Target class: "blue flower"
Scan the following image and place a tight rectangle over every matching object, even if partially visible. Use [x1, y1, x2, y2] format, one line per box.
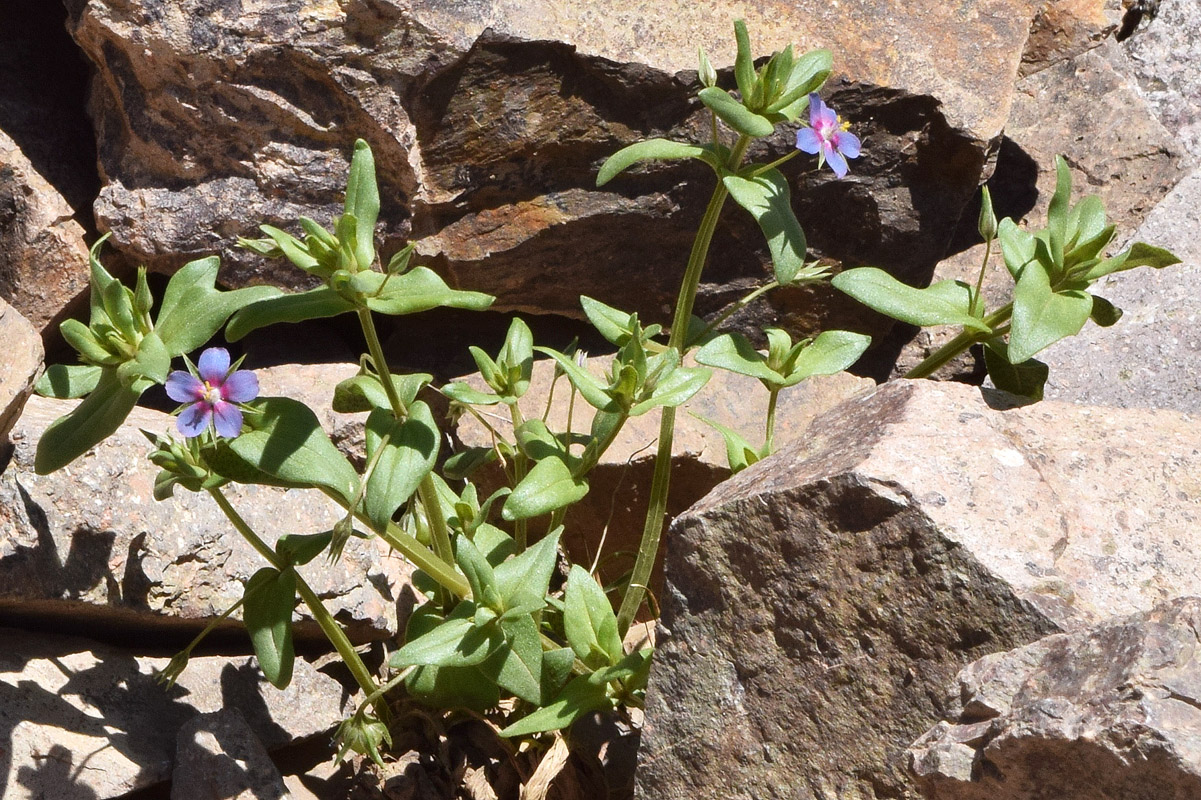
[795, 94, 861, 178]
[165, 348, 259, 438]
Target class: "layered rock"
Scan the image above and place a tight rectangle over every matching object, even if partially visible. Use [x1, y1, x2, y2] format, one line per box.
[0, 395, 410, 641]
[68, 0, 1040, 342]
[635, 379, 1201, 799]
[0, 626, 347, 799]
[910, 597, 1201, 800]
[0, 299, 42, 443]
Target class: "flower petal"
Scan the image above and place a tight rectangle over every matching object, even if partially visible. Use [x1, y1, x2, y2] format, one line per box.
[835, 130, 861, 159]
[177, 403, 212, 438]
[165, 371, 205, 403]
[197, 347, 231, 385]
[221, 370, 259, 404]
[795, 127, 822, 154]
[826, 148, 849, 178]
[807, 93, 825, 127]
[211, 401, 244, 438]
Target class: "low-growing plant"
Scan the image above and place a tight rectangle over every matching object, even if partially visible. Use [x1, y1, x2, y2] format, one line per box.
[33, 19, 1178, 781]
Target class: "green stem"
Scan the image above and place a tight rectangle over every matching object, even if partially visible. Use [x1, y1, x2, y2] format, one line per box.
[746, 149, 799, 178]
[764, 386, 780, 454]
[970, 238, 993, 317]
[207, 488, 388, 718]
[904, 303, 1014, 379]
[508, 402, 529, 552]
[615, 135, 751, 636]
[695, 280, 781, 345]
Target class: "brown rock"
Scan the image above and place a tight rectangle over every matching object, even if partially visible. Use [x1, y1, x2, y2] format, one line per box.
[910, 596, 1201, 800]
[0, 128, 90, 334]
[1020, 0, 1121, 76]
[636, 379, 1201, 799]
[0, 298, 42, 442]
[0, 395, 411, 642]
[0, 626, 346, 800]
[172, 709, 289, 800]
[453, 355, 873, 588]
[69, 0, 1039, 343]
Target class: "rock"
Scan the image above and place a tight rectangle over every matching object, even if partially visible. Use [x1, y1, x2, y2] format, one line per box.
[635, 379, 1201, 800]
[1043, 166, 1201, 412]
[0, 395, 411, 642]
[1111, 0, 1201, 160]
[68, 0, 1039, 341]
[910, 596, 1201, 800]
[453, 355, 873, 588]
[897, 40, 1185, 379]
[172, 709, 289, 800]
[0, 626, 346, 800]
[0, 299, 42, 443]
[1020, 0, 1121, 76]
[0, 127, 91, 334]
[254, 361, 369, 466]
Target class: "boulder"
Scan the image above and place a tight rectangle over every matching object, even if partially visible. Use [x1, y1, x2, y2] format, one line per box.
[910, 596, 1201, 800]
[0, 299, 42, 443]
[0, 128, 90, 335]
[635, 379, 1201, 800]
[1043, 166, 1201, 412]
[68, 0, 1040, 340]
[0, 395, 411, 641]
[453, 355, 873, 588]
[172, 709, 290, 800]
[0, 626, 346, 800]
[1020, 0, 1121, 76]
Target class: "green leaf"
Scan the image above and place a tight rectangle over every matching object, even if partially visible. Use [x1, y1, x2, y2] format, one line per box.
[440, 382, 502, 406]
[1083, 241, 1182, 281]
[256, 225, 324, 275]
[60, 319, 119, 365]
[443, 446, 499, 480]
[227, 397, 360, 503]
[498, 672, 612, 738]
[1046, 156, 1072, 269]
[86, 233, 117, 320]
[117, 330, 171, 385]
[332, 372, 432, 413]
[225, 287, 355, 342]
[831, 268, 992, 332]
[363, 402, 439, 530]
[365, 267, 494, 316]
[243, 567, 297, 689]
[502, 457, 589, 520]
[629, 365, 711, 416]
[494, 528, 562, 609]
[691, 412, 762, 473]
[480, 613, 543, 704]
[782, 329, 871, 387]
[770, 48, 832, 116]
[564, 565, 623, 670]
[36, 364, 103, 399]
[695, 332, 781, 383]
[497, 317, 534, 399]
[154, 257, 283, 355]
[1009, 261, 1093, 363]
[596, 139, 714, 187]
[390, 602, 503, 668]
[698, 87, 774, 138]
[345, 140, 380, 272]
[542, 647, 577, 700]
[455, 536, 503, 612]
[400, 604, 502, 710]
[35, 368, 151, 474]
[276, 531, 335, 566]
[724, 169, 807, 284]
[1089, 294, 1123, 328]
[1067, 194, 1106, 246]
[998, 218, 1038, 279]
[983, 340, 1048, 402]
[733, 19, 756, 103]
[535, 347, 619, 412]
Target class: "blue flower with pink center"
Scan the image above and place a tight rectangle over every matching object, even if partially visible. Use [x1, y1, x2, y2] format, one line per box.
[165, 347, 259, 438]
[795, 93, 861, 178]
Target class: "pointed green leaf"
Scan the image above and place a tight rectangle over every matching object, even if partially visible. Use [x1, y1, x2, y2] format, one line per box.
[390, 602, 503, 668]
[276, 531, 336, 566]
[365, 267, 494, 316]
[691, 412, 761, 473]
[243, 567, 296, 689]
[1083, 241, 1182, 281]
[498, 672, 612, 737]
[695, 332, 781, 383]
[456, 536, 503, 612]
[225, 286, 355, 342]
[832, 268, 992, 332]
[698, 87, 774, 138]
[983, 340, 1048, 401]
[363, 402, 439, 530]
[155, 257, 283, 355]
[502, 457, 589, 521]
[36, 364, 103, 399]
[564, 565, 623, 670]
[782, 329, 871, 386]
[345, 140, 380, 271]
[494, 528, 562, 607]
[1009, 261, 1093, 363]
[440, 382, 502, 406]
[1046, 156, 1072, 268]
[1088, 294, 1123, 328]
[35, 368, 151, 474]
[998, 218, 1038, 279]
[480, 613, 543, 704]
[596, 139, 715, 187]
[332, 372, 431, 413]
[535, 347, 619, 412]
[629, 365, 711, 416]
[257, 225, 324, 275]
[724, 168, 807, 284]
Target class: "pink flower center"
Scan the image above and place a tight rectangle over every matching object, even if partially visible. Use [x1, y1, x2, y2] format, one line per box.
[201, 381, 223, 405]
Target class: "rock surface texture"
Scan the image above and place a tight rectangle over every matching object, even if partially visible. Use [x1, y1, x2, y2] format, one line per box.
[67, 0, 1038, 341]
[0, 627, 346, 800]
[171, 709, 290, 800]
[636, 379, 1201, 800]
[0, 395, 411, 641]
[0, 299, 42, 443]
[910, 596, 1201, 800]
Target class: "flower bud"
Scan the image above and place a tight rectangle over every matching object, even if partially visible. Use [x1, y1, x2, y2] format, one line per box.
[697, 46, 717, 89]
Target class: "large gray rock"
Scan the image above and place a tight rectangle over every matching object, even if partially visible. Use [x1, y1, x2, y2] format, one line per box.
[1044, 166, 1201, 411]
[0, 298, 42, 443]
[910, 596, 1201, 800]
[172, 709, 289, 800]
[636, 379, 1201, 800]
[0, 395, 410, 641]
[0, 626, 346, 800]
[0, 127, 90, 334]
[67, 0, 1040, 339]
